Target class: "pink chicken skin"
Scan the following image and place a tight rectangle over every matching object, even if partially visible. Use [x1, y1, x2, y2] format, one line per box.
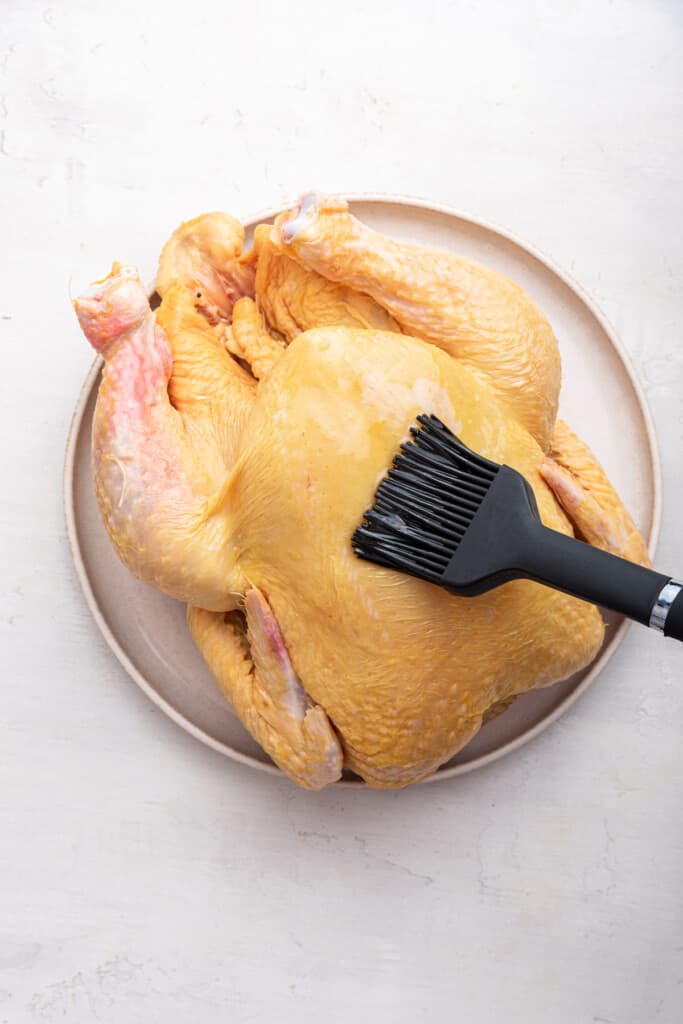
[74, 263, 249, 611]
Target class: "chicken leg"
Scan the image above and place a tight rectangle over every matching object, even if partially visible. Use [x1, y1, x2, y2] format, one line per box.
[540, 420, 651, 567]
[273, 193, 561, 450]
[253, 223, 400, 341]
[74, 265, 252, 610]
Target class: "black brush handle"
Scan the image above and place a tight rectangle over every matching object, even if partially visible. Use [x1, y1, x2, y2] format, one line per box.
[522, 524, 683, 639]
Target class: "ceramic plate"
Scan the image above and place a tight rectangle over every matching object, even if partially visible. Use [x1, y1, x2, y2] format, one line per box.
[64, 195, 661, 784]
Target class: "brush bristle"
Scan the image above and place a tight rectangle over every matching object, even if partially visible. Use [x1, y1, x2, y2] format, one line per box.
[352, 415, 499, 582]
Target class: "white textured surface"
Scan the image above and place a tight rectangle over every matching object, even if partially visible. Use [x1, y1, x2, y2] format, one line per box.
[1, 1, 682, 1021]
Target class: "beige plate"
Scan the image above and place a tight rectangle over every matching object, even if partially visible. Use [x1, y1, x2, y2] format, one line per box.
[64, 195, 661, 785]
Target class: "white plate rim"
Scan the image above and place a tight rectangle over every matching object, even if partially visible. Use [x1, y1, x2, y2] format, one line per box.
[63, 192, 662, 785]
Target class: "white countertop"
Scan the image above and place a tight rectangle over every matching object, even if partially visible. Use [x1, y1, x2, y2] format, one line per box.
[1, 2, 682, 1021]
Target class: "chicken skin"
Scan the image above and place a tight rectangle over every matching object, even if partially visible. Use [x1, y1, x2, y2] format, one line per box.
[74, 197, 649, 788]
[272, 193, 561, 451]
[198, 326, 604, 786]
[540, 420, 650, 566]
[252, 223, 400, 340]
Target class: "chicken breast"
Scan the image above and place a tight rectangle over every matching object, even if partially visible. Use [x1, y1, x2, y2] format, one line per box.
[222, 326, 603, 786]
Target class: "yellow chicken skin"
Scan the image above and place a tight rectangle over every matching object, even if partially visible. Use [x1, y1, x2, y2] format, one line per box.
[540, 420, 651, 567]
[252, 223, 401, 340]
[272, 194, 561, 451]
[156, 211, 256, 322]
[73, 202, 651, 789]
[226, 296, 286, 379]
[188, 593, 343, 790]
[222, 327, 604, 787]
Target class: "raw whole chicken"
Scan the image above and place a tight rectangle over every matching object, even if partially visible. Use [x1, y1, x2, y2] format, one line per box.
[74, 193, 650, 789]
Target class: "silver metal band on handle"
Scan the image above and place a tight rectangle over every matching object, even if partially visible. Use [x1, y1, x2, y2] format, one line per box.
[649, 579, 683, 632]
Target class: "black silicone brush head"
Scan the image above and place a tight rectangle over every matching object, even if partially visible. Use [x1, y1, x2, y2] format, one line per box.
[353, 415, 681, 629]
[352, 415, 502, 586]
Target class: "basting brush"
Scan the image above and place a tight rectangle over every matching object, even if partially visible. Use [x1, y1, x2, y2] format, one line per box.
[352, 415, 683, 642]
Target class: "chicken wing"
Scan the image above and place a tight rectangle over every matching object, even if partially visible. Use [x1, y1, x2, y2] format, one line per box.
[188, 591, 343, 790]
[156, 211, 256, 322]
[540, 419, 651, 567]
[226, 296, 286, 379]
